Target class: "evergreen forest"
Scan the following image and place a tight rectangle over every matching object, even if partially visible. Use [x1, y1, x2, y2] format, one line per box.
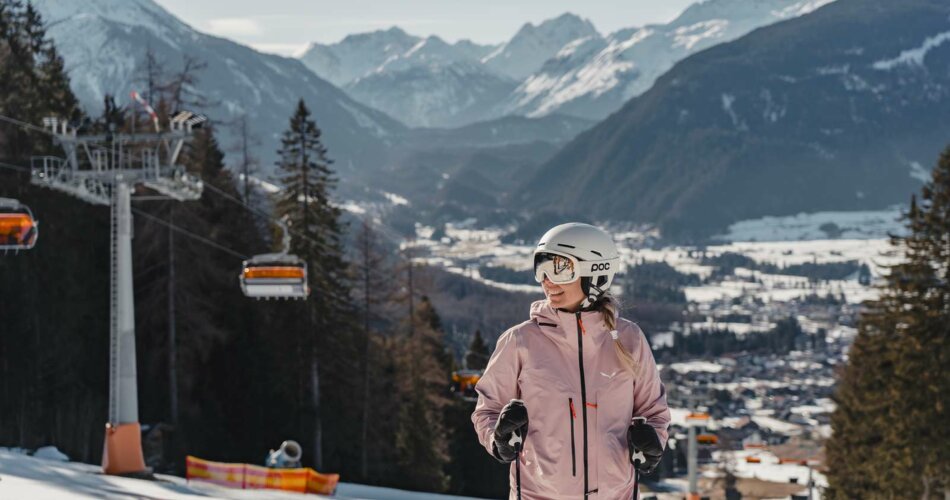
[0, 3, 508, 496]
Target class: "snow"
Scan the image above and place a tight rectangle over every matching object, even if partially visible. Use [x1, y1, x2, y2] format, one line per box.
[674, 19, 730, 50]
[381, 191, 409, 206]
[711, 449, 826, 491]
[688, 320, 776, 335]
[245, 175, 280, 194]
[336, 201, 367, 215]
[720, 93, 748, 130]
[668, 407, 695, 427]
[751, 416, 803, 436]
[770, 0, 836, 18]
[713, 206, 907, 241]
[872, 30, 950, 70]
[668, 360, 725, 374]
[0, 449, 481, 499]
[33, 446, 69, 462]
[506, 0, 837, 120]
[908, 161, 931, 183]
[408, 216, 898, 306]
[482, 14, 600, 81]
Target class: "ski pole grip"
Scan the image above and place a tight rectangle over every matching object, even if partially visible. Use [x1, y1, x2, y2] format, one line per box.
[630, 416, 647, 466]
[508, 399, 526, 450]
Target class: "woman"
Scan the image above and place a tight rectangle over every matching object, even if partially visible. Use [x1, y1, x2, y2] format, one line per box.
[472, 222, 670, 499]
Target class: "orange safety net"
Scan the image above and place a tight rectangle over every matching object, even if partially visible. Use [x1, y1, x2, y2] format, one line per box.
[0, 214, 35, 246]
[243, 266, 306, 279]
[186, 455, 339, 495]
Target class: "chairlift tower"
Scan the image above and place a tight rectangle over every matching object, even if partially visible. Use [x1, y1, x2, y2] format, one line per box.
[31, 106, 206, 475]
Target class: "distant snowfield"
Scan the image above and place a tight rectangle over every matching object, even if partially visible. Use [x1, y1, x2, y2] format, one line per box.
[0, 449, 481, 500]
[712, 206, 907, 242]
[408, 213, 904, 305]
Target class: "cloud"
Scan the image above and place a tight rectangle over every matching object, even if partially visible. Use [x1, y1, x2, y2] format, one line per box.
[205, 17, 263, 37]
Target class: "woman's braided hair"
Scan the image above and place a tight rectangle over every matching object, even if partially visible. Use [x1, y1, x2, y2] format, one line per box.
[592, 292, 639, 375]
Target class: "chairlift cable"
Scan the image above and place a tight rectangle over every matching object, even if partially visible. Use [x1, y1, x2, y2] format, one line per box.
[0, 160, 30, 173]
[0, 114, 328, 263]
[0, 113, 52, 135]
[200, 180, 332, 253]
[130, 207, 248, 260]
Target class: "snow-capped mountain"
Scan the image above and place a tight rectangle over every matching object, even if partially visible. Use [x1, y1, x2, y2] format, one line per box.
[298, 3, 833, 127]
[30, 0, 406, 176]
[300, 32, 504, 127]
[347, 60, 517, 128]
[504, 0, 837, 120]
[298, 27, 423, 87]
[516, 0, 950, 239]
[297, 14, 605, 128]
[480, 13, 600, 81]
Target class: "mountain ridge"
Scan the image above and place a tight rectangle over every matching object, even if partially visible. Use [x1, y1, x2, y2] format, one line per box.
[515, 0, 949, 240]
[30, 0, 407, 178]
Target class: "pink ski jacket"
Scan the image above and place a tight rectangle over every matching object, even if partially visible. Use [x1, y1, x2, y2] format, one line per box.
[472, 299, 670, 499]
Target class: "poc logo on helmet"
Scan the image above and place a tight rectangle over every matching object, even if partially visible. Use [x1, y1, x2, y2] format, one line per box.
[591, 263, 610, 272]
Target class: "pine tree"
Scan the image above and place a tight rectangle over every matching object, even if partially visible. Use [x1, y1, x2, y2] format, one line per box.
[465, 329, 489, 370]
[350, 218, 396, 480]
[0, 0, 103, 461]
[273, 99, 353, 471]
[827, 146, 950, 498]
[392, 275, 452, 491]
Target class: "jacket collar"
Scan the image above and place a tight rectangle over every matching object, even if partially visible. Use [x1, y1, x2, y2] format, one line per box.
[529, 299, 615, 343]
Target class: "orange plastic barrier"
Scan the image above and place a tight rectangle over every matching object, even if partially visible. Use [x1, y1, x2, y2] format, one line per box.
[102, 422, 146, 475]
[186, 455, 339, 495]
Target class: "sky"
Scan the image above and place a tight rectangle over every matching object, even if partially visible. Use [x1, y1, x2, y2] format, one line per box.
[152, 0, 696, 56]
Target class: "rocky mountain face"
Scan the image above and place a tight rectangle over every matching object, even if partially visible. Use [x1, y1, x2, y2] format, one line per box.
[516, 0, 950, 240]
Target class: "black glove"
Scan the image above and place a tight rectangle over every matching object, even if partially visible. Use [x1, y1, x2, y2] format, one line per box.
[492, 399, 528, 463]
[627, 418, 663, 474]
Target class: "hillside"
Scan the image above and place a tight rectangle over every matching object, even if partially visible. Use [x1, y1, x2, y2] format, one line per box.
[517, 0, 950, 240]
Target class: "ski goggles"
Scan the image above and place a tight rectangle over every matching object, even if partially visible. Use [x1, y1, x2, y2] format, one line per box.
[534, 250, 620, 284]
[534, 252, 579, 284]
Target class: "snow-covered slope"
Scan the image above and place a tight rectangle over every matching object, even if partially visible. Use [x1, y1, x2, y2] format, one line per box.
[347, 59, 517, 128]
[301, 32, 505, 127]
[31, 0, 406, 175]
[298, 3, 834, 127]
[504, 0, 837, 120]
[481, 13, 600, 81]
[298, 27, 422, 87]
[303, 33, 507, 128]
[0, 448, 481, 499]
[298, 14, 602, 128]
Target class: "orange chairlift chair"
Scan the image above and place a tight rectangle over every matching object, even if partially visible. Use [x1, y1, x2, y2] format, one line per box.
[239, 218, 309, 299]
[0, 198, 38, 252]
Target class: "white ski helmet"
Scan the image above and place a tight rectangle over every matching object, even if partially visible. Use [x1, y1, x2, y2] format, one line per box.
[534, 222, 620, 308]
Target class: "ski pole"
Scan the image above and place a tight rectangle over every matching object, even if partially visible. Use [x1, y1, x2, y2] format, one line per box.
[630, 417, 647, 500]
[509, 429, 523, 500]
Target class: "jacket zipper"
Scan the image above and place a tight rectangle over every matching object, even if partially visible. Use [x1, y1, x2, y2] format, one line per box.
[568, 398, 577, 476]
[575, 311, 590, 497]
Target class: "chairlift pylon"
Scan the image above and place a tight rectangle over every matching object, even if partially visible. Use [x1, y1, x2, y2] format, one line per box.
[0, 197, 38, 252]
[240, 218, 309, 299]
